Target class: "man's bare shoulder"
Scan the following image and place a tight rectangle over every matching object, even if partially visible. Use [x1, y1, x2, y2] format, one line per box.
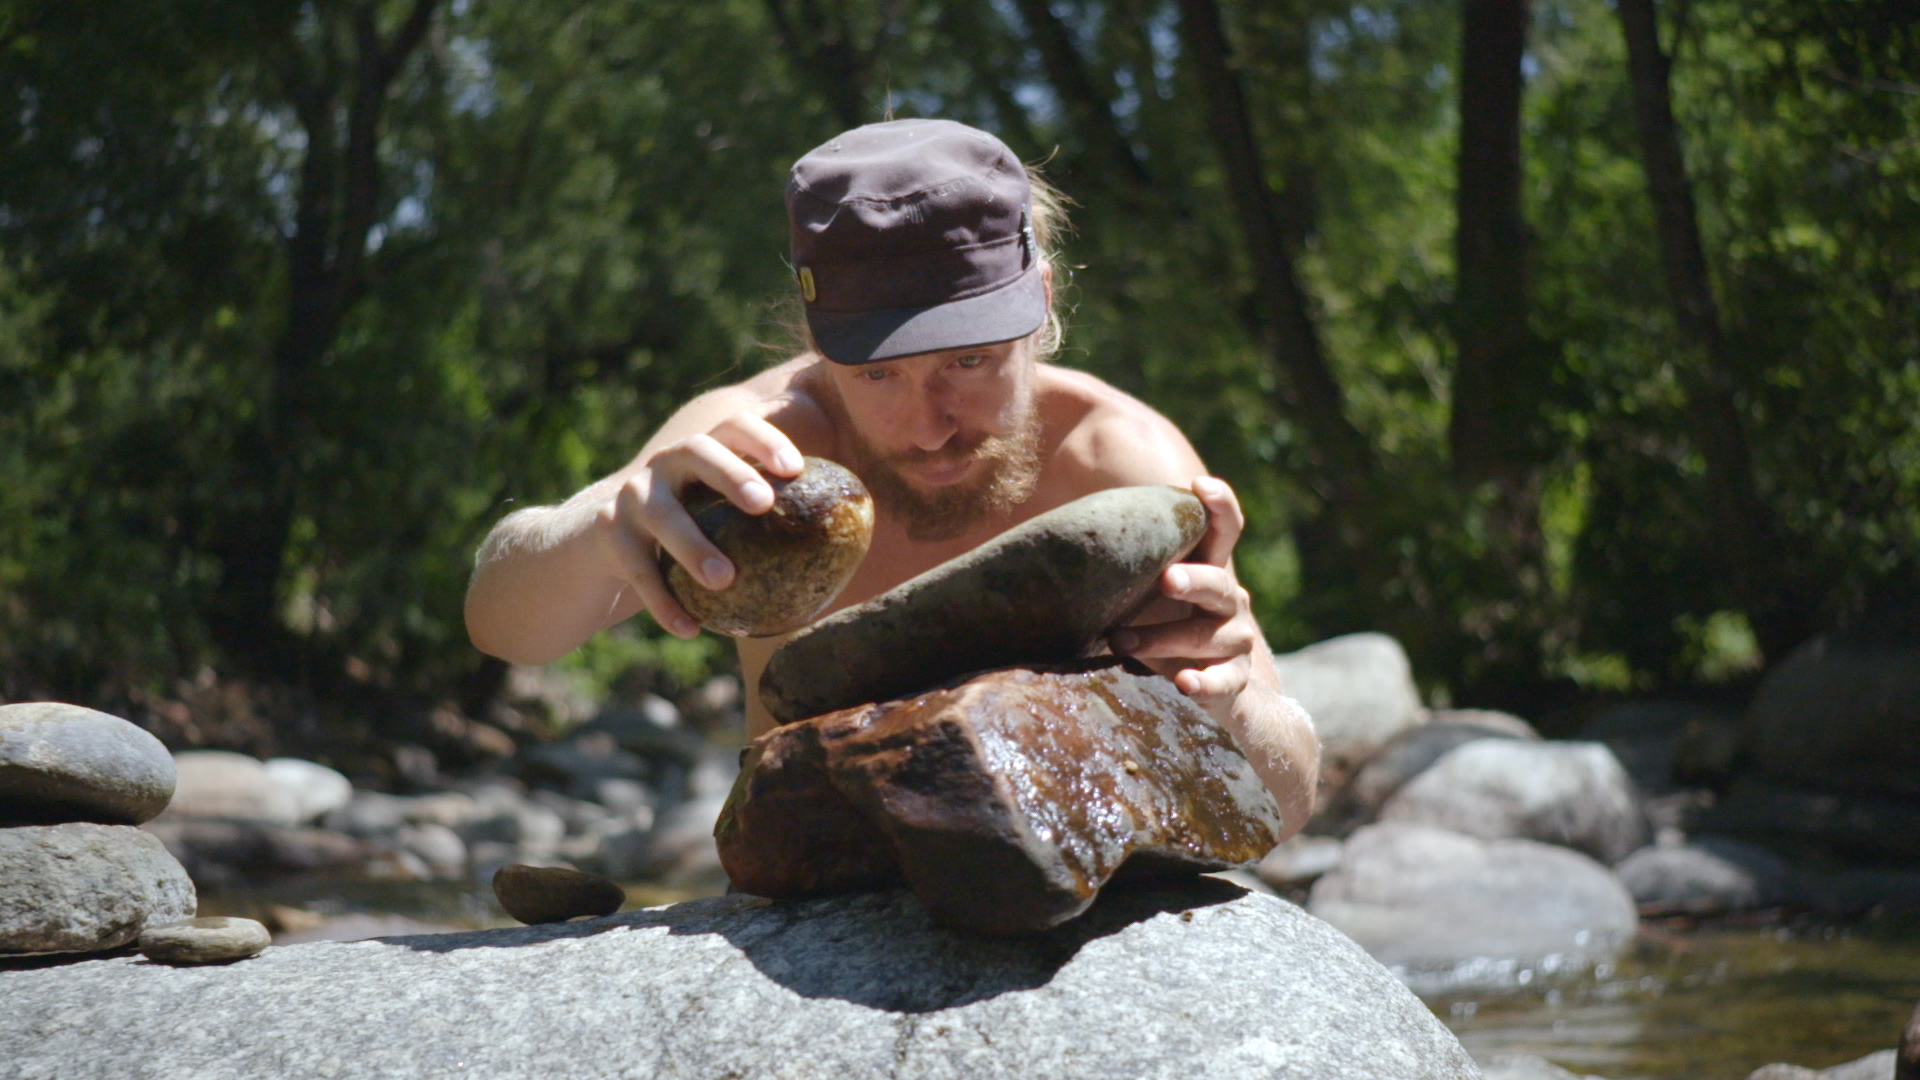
[1037, 364, 1207, 490]
[710, 354, 837, 456]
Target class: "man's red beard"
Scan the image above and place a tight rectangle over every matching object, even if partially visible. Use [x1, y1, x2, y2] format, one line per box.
[840, 405, 1043, 543]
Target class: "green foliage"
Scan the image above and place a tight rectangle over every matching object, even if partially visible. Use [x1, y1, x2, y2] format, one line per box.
[1, 0, 1915, 722]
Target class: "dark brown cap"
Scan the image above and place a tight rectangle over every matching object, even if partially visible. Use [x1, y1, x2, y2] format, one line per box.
[787, 119, 1045, 365]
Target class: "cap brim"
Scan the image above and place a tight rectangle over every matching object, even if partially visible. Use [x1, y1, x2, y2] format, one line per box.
[807, 264, 1047, 365]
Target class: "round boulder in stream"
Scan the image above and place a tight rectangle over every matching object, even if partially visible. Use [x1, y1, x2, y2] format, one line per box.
[0, 880, 1480, 1080]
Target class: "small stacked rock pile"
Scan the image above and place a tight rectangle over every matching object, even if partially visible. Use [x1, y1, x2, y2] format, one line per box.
[718, 486, 1289, 935]
[0, 702, 267, 961]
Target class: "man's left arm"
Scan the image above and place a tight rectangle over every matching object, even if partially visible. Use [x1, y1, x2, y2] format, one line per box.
[1108, 475, 1319, 837]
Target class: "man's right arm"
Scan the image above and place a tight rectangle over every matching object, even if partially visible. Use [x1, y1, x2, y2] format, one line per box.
[464, 358, 824, 665]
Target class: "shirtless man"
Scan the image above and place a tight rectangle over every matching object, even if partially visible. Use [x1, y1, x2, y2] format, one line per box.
[464, 119, 1317, 833]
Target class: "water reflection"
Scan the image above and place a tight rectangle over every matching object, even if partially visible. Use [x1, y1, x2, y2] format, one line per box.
[1425, 917, 1920, 1079]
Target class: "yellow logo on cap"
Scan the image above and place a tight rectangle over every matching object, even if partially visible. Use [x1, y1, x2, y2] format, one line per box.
[798, 266, 816, 303]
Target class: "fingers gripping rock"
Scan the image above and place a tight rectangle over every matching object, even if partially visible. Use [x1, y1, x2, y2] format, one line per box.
[663, 457, 874, 638]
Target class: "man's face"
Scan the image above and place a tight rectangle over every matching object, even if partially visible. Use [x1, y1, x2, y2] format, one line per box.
[823, 336, 1043, 543]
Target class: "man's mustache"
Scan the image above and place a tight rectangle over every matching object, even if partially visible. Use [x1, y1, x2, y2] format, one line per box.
[884, 432, 996, 467]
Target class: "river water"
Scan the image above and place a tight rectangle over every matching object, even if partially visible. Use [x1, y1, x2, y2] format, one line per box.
[1429, 915, 1920, 1078]
[201, 879, 1920, 1079]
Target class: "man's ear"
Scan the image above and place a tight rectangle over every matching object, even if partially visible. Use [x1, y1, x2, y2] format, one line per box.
[1041, 262, 1054, 309]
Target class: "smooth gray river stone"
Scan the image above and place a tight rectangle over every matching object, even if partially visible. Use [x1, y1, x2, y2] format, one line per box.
[0, 702, 176, 826]
[759, 485, 1208, 725]
[0, 823, 196, 954]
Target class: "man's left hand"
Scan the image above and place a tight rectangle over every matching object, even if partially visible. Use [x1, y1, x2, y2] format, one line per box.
[1108, 476, 1264, 718]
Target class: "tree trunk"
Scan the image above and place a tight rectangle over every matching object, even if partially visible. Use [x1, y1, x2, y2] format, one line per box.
[1615, 0, 1802, 659]
[1173, 0, 1375, 509]
[764, 0, 879, 132]
[204, 0, 441, 670]
[1005, 0, 1151, 188]
[1450, 0, 1535, 484]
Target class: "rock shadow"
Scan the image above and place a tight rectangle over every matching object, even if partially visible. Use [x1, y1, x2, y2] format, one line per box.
[379, 875, 1249, 1014]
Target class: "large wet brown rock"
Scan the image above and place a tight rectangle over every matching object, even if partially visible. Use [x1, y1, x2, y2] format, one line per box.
[665, 456, 874, 638]
[717, 661, 1284, 935]
[759, 485, 1207, 724]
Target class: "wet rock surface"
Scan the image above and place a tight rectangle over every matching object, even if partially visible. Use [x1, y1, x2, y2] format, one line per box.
[0, 881, 1481, 1080]
[139, 916, 270, 964]
[759, 485, 1207, 724]
[0, 823, 196, 954]
[0, 703, 176, 826]
[665, 456, 875, 638]
[492, 863, 625, 925]
[719, 661, 1284, 935]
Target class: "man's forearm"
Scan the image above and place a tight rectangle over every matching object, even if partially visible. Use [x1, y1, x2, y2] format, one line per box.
[1224, 647, 1320, 840]
[464, 480, 635, 664]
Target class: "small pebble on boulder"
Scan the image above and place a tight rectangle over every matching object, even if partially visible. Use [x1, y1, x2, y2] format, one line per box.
[720, 659, 1284, 935]
[492, 863, 626, 925]
[139, 916, 271, 965]
[758, 485, 1207, 724]
[0, 702, 176, 826]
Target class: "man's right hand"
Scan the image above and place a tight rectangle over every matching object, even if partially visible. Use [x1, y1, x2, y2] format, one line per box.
[592, 413, 806, 638]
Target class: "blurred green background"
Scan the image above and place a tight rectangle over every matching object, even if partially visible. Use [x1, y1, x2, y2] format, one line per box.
[0, 0, 1914, 762]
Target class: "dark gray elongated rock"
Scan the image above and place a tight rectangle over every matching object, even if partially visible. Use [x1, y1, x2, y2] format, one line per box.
[0, 823, 196, 954]
[1614, 837, 1801, 915]
[759, 485, 1207, 724]
[0, 881, 1482, 1080]
[720, 661, 1284, 935]
[0, 703, 175, 826]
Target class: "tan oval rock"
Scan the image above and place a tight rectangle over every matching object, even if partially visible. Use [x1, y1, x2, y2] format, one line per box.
[139, 916, 270, 965]
[664, 457, 874, 638]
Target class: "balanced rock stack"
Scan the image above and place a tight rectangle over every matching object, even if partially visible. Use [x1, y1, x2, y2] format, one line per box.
[0, 703, 197, 955]
[719, 486, 1291, 934]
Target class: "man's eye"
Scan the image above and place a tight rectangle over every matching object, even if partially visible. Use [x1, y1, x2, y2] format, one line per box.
[954, 354, 985, 369]
[861, 368, 890, 381]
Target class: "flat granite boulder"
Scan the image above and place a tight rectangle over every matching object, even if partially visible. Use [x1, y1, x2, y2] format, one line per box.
[0, 703, 175, 826]
[759, 485, 1207, 724]
[718, 661, 1285, 935]
[0, 880, 1482, 1080]
[0, 823, 196, 954]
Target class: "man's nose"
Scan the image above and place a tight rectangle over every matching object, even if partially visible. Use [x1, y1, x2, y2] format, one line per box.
[907, 381, 958, 451]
